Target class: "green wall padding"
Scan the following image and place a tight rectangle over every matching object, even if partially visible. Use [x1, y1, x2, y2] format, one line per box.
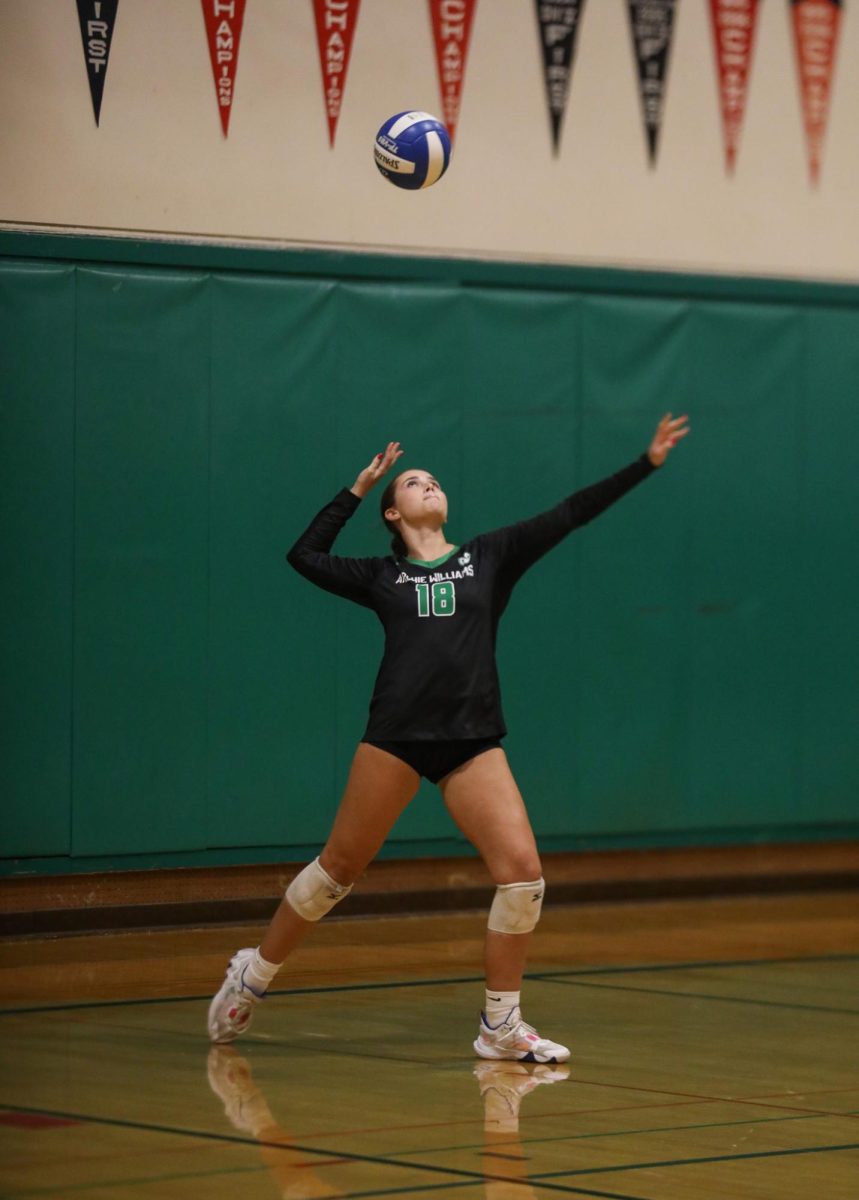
[207, 275, 340, 848]
[1, 263, 75, 856]
[799, 307, 859, 820]
[2, 249, 858, 871]
[71, 268, 211, 856]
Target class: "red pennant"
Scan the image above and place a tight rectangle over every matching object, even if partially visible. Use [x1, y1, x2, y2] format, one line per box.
[709, 0, 762, 174]
[312, 0, 362, 147]
[200, 0, 247, 137]
[428, 0, 479, 145]
[790, 0, 842, 185]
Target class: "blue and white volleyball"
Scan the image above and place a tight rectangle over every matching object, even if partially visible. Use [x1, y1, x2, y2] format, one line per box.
[374, 111, 451, 190]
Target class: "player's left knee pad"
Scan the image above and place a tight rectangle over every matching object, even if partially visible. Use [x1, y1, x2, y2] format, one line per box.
[487, 877, 545, 934]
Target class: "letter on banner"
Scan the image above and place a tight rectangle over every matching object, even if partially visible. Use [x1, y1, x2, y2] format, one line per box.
[200, 0, 247, 137]
[789, 0, 843, 185]
[75, 0, 120, 126]
[428, 0, 478, 146]
[709, 0, 762, 174]
[626, 0, 677, 166]
[312, 0, 362, 147]
[533, 0, 588, 156]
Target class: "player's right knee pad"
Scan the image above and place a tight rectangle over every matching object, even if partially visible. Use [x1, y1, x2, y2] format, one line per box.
[285, 857, 353, 921]
[487, 877, 545, 934]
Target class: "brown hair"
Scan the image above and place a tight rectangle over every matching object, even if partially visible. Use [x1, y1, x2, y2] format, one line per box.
[380, 475, 408, 558]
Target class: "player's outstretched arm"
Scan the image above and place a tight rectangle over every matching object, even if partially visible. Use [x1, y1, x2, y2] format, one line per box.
[350, 441, 404, 499]
[285, 442, 402, 603]
[481, 413, 689, 583]
[647, 413, 690, 467]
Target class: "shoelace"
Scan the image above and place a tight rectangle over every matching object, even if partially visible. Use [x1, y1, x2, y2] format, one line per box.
[493, 1014, 539, 1042]
[509, 1019, 544, 1046]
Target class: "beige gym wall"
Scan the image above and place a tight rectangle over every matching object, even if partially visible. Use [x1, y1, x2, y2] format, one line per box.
[0, 0, 857, 280]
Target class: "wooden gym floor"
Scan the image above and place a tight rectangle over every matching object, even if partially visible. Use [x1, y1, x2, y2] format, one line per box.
[1, 891, 858, 1200]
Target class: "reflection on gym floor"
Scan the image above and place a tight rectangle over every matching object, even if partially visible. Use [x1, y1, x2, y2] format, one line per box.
[208, 1045, 569, 1200]
[1, 895, 858, 1199]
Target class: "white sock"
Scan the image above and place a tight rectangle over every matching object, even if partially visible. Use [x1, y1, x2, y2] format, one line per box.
[484, 988, 520, 1026]
[242, 948, 282, 996]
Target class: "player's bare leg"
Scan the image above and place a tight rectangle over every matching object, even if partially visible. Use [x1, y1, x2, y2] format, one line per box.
[440, 748, 540, 990]
[440, 748, 569, 1062]
[209, 744, 419, 1042]
[259, 743, 420, 962]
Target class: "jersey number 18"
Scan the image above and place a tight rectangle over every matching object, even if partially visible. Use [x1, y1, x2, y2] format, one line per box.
[415, 581, 456, 617]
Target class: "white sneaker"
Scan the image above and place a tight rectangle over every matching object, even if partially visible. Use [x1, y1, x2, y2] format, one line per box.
[473, 1006, 570, 1063]
[207, 948, 265, 1044]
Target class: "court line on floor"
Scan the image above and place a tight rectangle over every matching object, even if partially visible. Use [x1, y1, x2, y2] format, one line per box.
[529, 1139, 859, 1180]
[1, 1169, 484, 1200]
[392, 1108, 859, 1161]
[303, 1184, 652, 1200]
[0, 974, 488, 1017]
[560, 1077, 856, 1119]
[531, 976, 859, 1017]
[0, 1102, 658, 1199]
[743, 1085, 859, 1103]
[2, 952, 857, 1018]
[5, 1058, 849, 1153]
[285, 1184, 650, 1200]
[277, 1094, 744, 1146]
[540, 952, 859, 976]
[6, 1173, 652, 1200]
[2, 1165, 651, 1200]
[3, 1161, 270, 1198]
[3, 1100, 853, 1200]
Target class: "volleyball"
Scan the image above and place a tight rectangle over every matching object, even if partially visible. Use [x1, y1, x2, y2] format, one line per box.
[374, 111, 451, 190]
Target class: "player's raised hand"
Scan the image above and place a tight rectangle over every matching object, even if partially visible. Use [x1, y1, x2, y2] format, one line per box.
[350, 441, 404, 498]
[647, 413, 690, 467]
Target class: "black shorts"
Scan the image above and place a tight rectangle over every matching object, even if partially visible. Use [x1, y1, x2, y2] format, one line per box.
[362, 737, 502, 784]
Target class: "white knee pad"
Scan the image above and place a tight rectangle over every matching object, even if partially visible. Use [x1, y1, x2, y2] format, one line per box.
[487, 877, 545, 934]
[286, 857, 353, 921]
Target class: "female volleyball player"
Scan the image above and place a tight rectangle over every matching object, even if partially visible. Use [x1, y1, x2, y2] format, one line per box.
[209, 413, 690, 1061]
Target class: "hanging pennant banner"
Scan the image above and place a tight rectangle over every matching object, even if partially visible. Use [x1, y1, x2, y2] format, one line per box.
[428, 0, 478, 145]
[201, 0, 247, 137]
[709, 0, 762, 174]
[790, 0, 843, 185]
[626, 0, 677, 166]
[75, 0, 119, 126]
[312, 0, 361, 147]
[533, 0, 587, 156]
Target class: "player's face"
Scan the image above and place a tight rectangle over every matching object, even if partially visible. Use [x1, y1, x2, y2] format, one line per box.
[388, 470, 448, 525]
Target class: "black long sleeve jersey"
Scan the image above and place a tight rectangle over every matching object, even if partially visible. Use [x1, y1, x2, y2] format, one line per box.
[286, 454, 656, 742]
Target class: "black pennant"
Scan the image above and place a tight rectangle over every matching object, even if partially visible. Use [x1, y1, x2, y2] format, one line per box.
[626, 0, 677, 165]
[76, 0, 119, 126]
[533, 0, 587, 156]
